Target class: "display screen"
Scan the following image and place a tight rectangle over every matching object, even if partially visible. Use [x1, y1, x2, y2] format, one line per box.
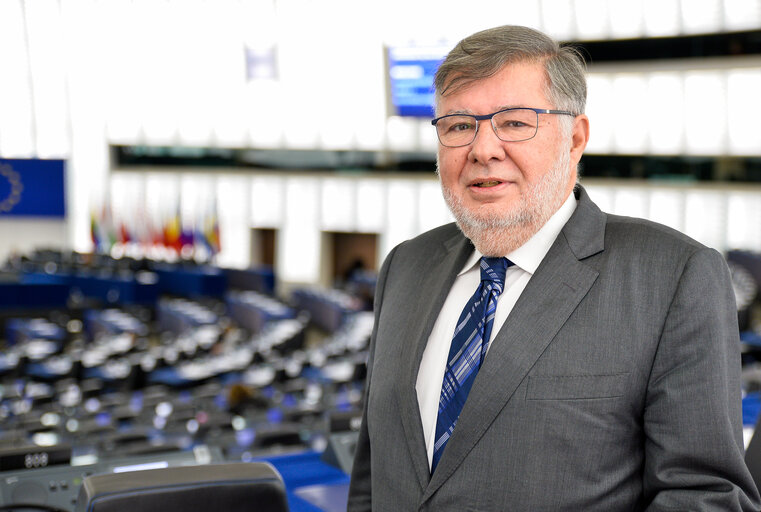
[387, 45, 449, 117]
[112, 461, 169, 473]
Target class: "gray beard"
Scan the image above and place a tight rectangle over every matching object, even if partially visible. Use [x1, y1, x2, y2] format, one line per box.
[440, 147, 573, 256]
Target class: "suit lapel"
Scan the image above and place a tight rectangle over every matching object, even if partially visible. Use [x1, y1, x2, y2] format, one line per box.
[423, 186, 606, 499]
[395, 229, 475, 491]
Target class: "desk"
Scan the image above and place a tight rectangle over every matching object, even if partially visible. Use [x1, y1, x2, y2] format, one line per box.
[257, 451, 350, 512]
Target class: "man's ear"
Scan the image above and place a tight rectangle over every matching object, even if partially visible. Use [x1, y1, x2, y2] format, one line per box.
[570, 114, 590, 165]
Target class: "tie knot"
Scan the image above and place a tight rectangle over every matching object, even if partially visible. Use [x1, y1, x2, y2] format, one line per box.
[480, 257, 510, 287]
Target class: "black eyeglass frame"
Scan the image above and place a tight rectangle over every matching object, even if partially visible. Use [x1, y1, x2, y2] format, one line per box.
[430, 107, 576, 147]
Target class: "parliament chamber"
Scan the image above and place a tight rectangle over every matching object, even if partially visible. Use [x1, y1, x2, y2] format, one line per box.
[0, 249, 372, 511]
[2, 0, 761, 509]
[3, 246, 761, 510]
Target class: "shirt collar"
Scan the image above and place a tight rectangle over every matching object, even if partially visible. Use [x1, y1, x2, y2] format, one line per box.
[458, 191, 578, 276]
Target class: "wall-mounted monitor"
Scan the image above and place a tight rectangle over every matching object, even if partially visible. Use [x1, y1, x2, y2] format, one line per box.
[386, 45, 449, 118]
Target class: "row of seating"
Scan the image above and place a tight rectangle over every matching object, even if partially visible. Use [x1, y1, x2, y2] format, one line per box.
[0, 249, 375, 511]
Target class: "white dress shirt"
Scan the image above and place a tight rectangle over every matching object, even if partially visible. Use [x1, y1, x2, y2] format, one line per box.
[415, 193, 578, 468]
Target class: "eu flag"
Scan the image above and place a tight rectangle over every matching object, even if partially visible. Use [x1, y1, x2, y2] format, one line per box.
[0, 158, 66, 218]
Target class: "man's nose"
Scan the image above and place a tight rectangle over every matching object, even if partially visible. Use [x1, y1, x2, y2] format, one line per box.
[468, 121, 507, 164]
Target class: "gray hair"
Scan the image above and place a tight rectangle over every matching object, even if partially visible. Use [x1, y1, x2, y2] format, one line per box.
[434, 25, 587, 121]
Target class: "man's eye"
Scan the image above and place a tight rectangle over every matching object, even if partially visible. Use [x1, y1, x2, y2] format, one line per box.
[448, 121, 475, 133]
[498, 119, 527, 129]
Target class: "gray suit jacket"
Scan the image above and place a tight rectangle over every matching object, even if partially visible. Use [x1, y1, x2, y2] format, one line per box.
[348, 186, 761, 511]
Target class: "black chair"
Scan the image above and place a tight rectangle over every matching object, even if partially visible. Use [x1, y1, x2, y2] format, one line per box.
[74, 462, 288, 512]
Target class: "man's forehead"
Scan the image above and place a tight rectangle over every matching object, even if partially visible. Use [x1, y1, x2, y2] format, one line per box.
[436, 64, 550, 114]
[439, 59, 547, 93]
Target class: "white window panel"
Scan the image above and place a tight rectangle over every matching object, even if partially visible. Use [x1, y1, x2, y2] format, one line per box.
[419, 119, 439, 153]
[683, 190, 727, 250]
[724, 0, 761, 30]
[103, 0, 142, 146]
[382, 0, 443, 44]
[385, 180, 419, 252]
[216, 175, 251, 269]
[643, 0, 681, 36]
[727, 69, 761, 156]
[144, 173, 180, 225]
[322, 14, 383, 152]
[245, 82, 285, 149]
[0, 0, 35, 157]
[355, 118, 387, 151]
[285, 176, 320, 225]
[218, 175, 250, 224]
[67, 0, 119, 147]
[574, 0, 610, 40]
[611, 187, 649, 218]
[320, 123, 356, 151]
[647, 72, 685, 155]
[726, 192, 761, 251]
[609, 0, 645, 39]
[582, 184, 615, 213]
[418, 180, 452, 233]
[183, 1, 245, 148]
[386, 116, 419, 152]
[110, 173, 143, 223]
[279, 173, 321, 282]
[176, 122, 214, 148]
[503, 2, 542, 29]
[251, 175, 285, 227]
[584, 74, 615, 154]
[180, 175, 211, 229]
[133, 0, 179, 146]
[453, 0, 504, 38]
[356, 179, 386, 232]
[174, 1, 237, 147]
[139, 101, 179, 146]
[278, 221, 321, 282]
[241, 0, 277, 49]
[648, 187, 685, 232]
[612, 74, 649, 154]
[684, 71, 727, 155]
[25, 0, 70, 158]
[277, 0, 337, 151]
[212, 92, 249, 149]
[540, 0, 577, 40]
[680, 0, 723, 34]
[321, 178, 356, 231]
[106, 123, 141, 147]
[282, 100, 320, 148]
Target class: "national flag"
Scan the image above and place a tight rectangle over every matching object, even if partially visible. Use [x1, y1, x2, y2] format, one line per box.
[163, 208, 182, 253]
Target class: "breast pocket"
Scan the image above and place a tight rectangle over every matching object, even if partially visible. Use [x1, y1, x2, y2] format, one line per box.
[526, 373, 629, 400]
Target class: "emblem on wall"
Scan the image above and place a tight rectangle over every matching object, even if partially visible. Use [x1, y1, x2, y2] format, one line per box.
[0, 163, 23, 213]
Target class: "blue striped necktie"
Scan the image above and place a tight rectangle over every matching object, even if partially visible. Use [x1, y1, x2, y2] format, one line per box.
[431, 256, 511, 473]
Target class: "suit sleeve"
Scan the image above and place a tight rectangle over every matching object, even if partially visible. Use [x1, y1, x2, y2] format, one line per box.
[643, 247, 761, 511]
[347, 245, 399, 512]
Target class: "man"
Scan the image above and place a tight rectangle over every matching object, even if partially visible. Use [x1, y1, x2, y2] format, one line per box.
[347, 25, 761, 511]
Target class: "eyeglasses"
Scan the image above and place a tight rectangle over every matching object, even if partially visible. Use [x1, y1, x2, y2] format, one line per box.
[431, 107, 575, 148]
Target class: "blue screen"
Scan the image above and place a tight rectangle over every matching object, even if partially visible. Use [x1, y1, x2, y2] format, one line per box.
[387, 46, 449, 118]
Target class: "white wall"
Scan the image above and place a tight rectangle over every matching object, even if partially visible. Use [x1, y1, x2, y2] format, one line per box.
[1, 0, 760, 264]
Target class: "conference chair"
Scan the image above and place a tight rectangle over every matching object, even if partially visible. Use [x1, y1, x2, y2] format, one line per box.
[74, 462, 288, 512]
